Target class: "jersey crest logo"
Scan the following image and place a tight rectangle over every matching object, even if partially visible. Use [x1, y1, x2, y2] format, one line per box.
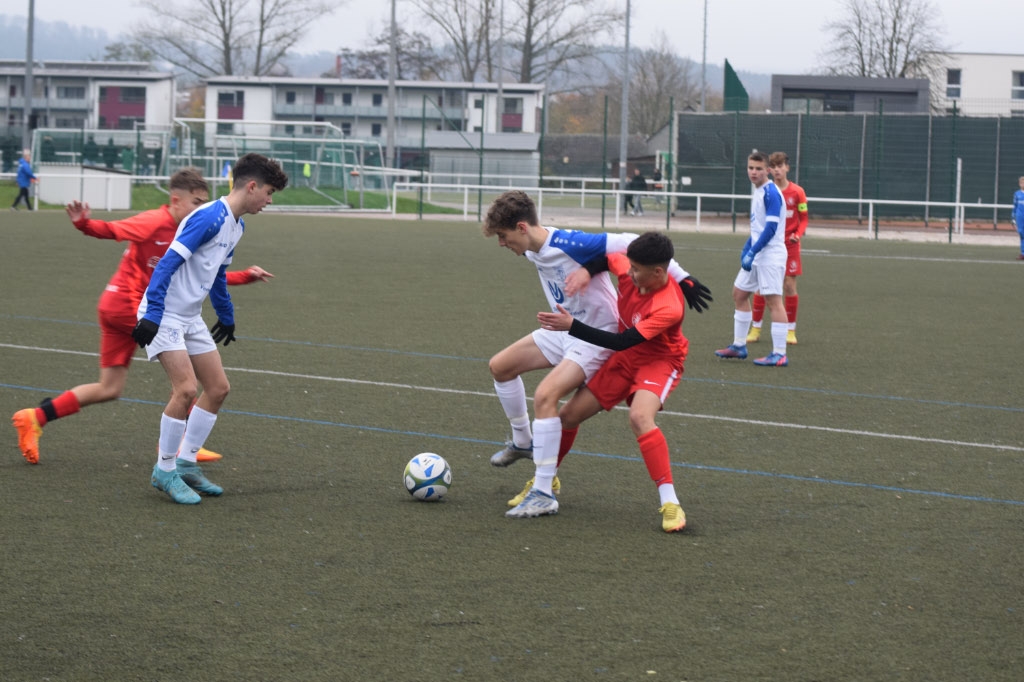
[547, 281, 565, 304]
[632, 312, 643, 326]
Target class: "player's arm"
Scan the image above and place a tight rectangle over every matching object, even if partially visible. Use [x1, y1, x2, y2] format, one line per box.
[209, 263, 237, 346]
[225, 265, 274, 285]
[68, 203, 159, 241]
[580, 253, 711, 313]
[749, 190, 783, 257]
[792, 187, 809, 240]
[538, 304, 646, 351]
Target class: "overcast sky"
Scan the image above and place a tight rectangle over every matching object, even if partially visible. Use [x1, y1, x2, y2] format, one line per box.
[11, 0, 1021, 74]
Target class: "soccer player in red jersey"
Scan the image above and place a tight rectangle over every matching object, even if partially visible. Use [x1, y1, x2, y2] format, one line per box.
[748, 151, 808, 345]
[530, 232, 689, 533]
[11, 168, 273, 465]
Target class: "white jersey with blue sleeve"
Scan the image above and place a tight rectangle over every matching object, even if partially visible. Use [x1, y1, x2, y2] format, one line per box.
[525, 228, 691, 332]
[138, 197, 243, 325]
[749, 181, 787, 261]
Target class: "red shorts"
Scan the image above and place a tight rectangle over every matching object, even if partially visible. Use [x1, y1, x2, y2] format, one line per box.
[97, 300, 139, 369]
[587, 353, 682, 411]
[786, 241, 802, 277]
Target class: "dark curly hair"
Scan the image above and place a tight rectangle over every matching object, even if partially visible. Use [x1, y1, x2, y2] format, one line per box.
[233, 153, 289, 191]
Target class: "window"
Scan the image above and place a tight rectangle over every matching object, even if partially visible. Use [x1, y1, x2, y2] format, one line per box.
[120, 87, 146, 103]
[9, 84, 16, 97]
[372, 93, 383, 107]
[503, 97, 522, 114]
[285, 91, 296, 104]
[56, 86, 85, 99]
[55, 117, 84, 128]
[371, 123, 382, 136]
[1012, 72, 1024, 100]
[322, 92, 334, 105]
[217, 90, 244, 107]
[284, 124, 295, 134]
[342, 92, 352, 105]
[216, 122, 235, 135]
[99, 87, 107, 102]
[946, 69, 961, 99]
[341, 122, 352, 136]
[474, 99, 483, 109]
[118, 116, 144, 130]
[98, 115, 107, 128]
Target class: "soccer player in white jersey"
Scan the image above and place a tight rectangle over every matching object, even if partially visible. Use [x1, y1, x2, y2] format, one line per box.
[132, 153, 289, 504]
[715, 151, 790, 366]
[482, 190, 712, 512]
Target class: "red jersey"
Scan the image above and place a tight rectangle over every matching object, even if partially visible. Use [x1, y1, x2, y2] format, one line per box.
[607, 253, 688, 366]
[74, 205, 256, 319]
[779, 181, 808, 240]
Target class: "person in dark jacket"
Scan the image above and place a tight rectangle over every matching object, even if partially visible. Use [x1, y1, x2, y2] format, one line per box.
[624, 167, 647, 216]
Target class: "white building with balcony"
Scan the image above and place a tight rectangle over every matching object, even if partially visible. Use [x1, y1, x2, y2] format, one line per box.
[202, 76, 544, 167]
[0, 60, 175, 134]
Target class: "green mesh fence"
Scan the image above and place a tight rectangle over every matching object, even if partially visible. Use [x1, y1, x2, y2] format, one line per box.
[674, 111, 1024, 223]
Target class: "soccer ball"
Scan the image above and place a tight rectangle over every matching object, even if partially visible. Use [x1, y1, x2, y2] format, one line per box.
[403, 453, 452, 501]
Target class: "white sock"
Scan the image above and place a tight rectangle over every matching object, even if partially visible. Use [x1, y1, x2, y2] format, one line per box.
[177, 406, 218, 463]
[771, 322, 788, 356]
[157, 413, 187, 472]
[531, 417, 561, 495]
[494, 378, 532, 448]
[658, 483, 679, 506]
[733, 310, 753, 346]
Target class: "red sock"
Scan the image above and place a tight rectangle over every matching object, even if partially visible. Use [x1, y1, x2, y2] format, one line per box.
[36, 390, 82, 426]
[785, 295, 798, 325]
[637, 427, 672, 486]
[556, 427, 578, 468]
[751, 294, 766, 324]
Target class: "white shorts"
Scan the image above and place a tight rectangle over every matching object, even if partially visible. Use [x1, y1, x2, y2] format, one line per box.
[531, 328, 613, 381]
[733, 255, 785, 296]
[143, 316, 218, 361]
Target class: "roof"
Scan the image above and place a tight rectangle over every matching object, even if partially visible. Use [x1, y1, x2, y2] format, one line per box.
[0, 60, 172, 81]
[203, 75, 545, 94]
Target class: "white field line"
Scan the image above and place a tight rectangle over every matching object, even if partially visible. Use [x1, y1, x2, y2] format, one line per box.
[3, 342, 1021, 454]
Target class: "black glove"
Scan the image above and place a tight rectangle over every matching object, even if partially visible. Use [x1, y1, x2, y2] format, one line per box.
[679, 276, 712, 313]
[132, 319, 159, 347]
[211, 320, 236, 346]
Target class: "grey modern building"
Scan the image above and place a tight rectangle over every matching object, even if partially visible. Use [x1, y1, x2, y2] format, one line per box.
[771, 75, 931, 114]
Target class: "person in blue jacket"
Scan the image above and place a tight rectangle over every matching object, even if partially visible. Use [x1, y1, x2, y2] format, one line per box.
[11, 149, 37, 210]
[1013, 176, 1024, 261]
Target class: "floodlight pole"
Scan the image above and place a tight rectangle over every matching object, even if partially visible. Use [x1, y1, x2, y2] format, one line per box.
[23, 0, 35, 152]
[386, 0, 397, 169]
[617, 0, 631, 208]
[700, 0, 707, 112]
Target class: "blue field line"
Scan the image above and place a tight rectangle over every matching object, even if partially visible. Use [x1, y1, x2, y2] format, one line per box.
[3, 382, 1022, 507]
[1, 330, 1021, 415]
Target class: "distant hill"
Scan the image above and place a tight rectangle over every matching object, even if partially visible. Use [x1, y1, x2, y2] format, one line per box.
[0, 14, 770, 100]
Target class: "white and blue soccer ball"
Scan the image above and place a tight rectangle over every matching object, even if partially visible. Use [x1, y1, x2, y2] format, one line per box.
[403, 453, 452, 501]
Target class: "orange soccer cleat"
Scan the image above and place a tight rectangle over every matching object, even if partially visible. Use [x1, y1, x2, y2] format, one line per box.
[12, 408, 43, 464]
[196, 448, 223, 462]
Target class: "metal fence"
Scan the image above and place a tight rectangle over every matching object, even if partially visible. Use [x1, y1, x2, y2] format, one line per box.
[673, 110, 1024, 225]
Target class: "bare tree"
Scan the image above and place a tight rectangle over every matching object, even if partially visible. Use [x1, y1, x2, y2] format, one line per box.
[326, 27, 451, 80]
[820, 0, 949, 79]
[509, 0, 622, 84]
[408, 0, 495, 81]
[132, 0, 344, 80]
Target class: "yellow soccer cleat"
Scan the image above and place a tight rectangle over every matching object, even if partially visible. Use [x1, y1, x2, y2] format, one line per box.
[507, 475, 561, 507]
[659, 502, 687, 532]
[786, 330, 798, 345]
[746, 327, 761, 343]
[12, 408, 43, 464]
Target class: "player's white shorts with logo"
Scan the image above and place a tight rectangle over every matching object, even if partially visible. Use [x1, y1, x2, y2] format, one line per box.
[531, 327, 613, 381]
[142, 316, 219, 361]
[733, 254, 786, 296]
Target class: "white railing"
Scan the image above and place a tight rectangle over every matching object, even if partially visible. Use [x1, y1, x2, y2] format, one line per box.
[391, 180, 1010, 237]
